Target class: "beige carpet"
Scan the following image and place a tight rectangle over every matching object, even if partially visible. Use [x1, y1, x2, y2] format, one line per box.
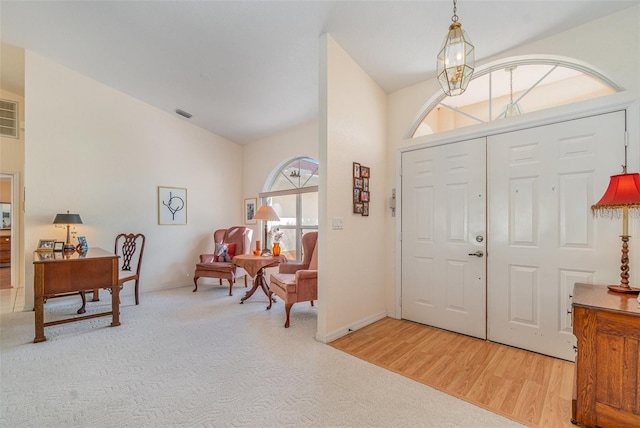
[0, 285, 521, 427]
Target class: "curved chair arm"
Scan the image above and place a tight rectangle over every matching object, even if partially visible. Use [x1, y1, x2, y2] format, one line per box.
[199, 254, 216, 263]
[294, 270, 317, 302]
[279, 261, 309, 274]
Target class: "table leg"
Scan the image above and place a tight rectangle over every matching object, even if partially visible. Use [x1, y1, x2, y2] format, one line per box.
[34, 265, 46, 343]
[111, 284, 120, 327]
[240, 268, 271, 303]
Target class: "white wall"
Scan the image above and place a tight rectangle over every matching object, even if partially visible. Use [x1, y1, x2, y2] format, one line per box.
[318, 34, 388, 342]
[0, 86, 25, 287]
[23, 51, 243, 308]
[385, 6, 640, 311]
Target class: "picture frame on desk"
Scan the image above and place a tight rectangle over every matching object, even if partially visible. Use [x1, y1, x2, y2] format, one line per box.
[36, 239, 56, 252]
[53, 241, 64, 252]
[77, 236, 88, 252]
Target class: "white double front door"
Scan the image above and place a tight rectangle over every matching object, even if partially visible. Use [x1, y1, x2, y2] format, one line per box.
[401, 111, 625, 360]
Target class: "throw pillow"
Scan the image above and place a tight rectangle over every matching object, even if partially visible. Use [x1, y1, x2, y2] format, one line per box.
[213, 242, 236, 262]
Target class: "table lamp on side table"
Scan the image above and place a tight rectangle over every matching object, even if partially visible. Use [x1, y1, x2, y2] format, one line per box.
[253, 205, 280, 256]
[591, 168, 640, 294]
[53, 210, 83, 251]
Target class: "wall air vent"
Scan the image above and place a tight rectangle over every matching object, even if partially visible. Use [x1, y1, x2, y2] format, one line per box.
[175, 108, 192, 119]
[0, 99, 18, 138]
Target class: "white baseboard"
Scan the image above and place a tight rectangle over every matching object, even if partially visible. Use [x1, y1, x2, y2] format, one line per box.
[315, 310, 388, 343]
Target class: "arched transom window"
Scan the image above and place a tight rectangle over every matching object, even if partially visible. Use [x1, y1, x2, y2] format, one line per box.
[411, 57, 621, 138]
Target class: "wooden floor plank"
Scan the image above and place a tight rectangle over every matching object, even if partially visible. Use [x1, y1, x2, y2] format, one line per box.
[330, 317, 576, 427]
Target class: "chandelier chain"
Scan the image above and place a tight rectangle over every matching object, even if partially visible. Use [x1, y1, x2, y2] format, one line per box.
[451, 0, 459, 23]
[510, 68, 514, 104]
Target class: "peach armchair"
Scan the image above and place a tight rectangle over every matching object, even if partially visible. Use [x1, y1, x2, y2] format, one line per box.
[267, 231, 318, 327]
[193, 226, 252, 296]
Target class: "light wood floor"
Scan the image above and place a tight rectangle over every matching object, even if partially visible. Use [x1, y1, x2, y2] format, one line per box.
[330, 317, 576, 427]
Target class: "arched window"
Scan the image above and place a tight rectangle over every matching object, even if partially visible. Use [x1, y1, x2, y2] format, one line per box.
[410, 56, 622, 138]
[260, 157, 318, 261]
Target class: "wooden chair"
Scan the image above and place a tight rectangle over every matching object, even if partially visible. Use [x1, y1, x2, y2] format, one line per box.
[267, 231, 318, 327]
[79, 233, 146, 312]
[193, 226, 252, 296]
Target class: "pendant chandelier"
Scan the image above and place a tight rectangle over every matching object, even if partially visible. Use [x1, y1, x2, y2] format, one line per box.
[503, 66, 523, 118]
[437, 0, 475, 96]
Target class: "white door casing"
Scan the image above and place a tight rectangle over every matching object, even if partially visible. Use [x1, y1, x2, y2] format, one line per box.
[487, 111, 626, 361]
[401, 138, 487, 339]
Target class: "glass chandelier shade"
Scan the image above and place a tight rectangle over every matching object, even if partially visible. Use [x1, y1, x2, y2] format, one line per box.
[437, 20, 475, 96]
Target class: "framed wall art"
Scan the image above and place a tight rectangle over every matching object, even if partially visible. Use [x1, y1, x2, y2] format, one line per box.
[352, 162, 370, 216]
[244, 198, 257, 225]
[158, 186, 187, 225]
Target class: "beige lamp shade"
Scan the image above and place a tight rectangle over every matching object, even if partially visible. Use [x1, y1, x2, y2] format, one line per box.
[254, 205, 280, 222]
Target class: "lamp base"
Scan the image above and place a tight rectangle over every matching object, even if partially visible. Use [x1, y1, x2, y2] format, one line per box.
[63, 244, 76, 251]
[261, 248, 272, 257]
[607, 284, 640, 294]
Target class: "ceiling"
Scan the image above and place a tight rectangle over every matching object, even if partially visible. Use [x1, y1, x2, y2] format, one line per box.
[1, 1, 638, 144]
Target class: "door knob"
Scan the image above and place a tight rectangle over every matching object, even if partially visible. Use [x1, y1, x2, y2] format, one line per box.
[468, 250, 484, 257]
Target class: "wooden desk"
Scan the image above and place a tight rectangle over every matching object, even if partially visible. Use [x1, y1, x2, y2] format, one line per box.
[33, 247, 120, 343]
[572, 283, 640, 427]
[233, 254, 287, 303]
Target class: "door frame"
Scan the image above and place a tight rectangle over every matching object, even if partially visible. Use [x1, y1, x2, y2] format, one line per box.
[395, 92, 640, 319]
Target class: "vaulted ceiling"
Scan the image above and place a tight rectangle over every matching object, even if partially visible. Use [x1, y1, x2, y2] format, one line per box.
[1, 1, 637, 144]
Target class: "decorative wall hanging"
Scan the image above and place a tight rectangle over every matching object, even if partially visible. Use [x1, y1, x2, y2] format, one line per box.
[353, 162, 370, 216]
[158, 186, 187, 225]
[244, 198, 257, 225]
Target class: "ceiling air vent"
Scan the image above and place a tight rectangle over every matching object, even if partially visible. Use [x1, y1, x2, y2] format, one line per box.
[175, 108, 192, 119]
[0, 99, 18, 139]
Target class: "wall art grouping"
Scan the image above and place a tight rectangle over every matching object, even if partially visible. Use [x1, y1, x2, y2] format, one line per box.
[352, 162, 370, 216]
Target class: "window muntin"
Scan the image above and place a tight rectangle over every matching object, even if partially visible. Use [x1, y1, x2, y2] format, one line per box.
[412, 60, 618, 137]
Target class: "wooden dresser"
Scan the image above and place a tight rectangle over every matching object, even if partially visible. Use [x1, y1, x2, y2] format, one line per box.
[0, 235, 10, 265]
[572, 283, 640, 427]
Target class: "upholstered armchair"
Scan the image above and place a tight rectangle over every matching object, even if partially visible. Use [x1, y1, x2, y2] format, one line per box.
[267, 231, 318, 327]
[193, 226, 252, 296]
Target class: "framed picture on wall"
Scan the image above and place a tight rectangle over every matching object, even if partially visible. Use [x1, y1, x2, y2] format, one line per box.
[353, 162, 361, 178]
[158, 186, 187, 225]
[244, 198, 257, 225]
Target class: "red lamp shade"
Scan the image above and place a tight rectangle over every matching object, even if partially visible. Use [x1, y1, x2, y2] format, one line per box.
[592, 173, 640, 212]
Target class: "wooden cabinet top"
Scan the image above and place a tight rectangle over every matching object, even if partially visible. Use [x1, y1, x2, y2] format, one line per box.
[33, 247, 118, 264]
[572, 282, 640, 316]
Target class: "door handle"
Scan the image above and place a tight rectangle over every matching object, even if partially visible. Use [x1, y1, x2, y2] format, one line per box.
[468, 250, 484, 258]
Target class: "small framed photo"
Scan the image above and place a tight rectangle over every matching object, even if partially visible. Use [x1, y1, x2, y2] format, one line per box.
[36, 239, 56, 252]
[362, 202, 370, 216]
[354, 203, 364, 214]
[158, 186, 187, 225]
[361, 166, 370, 178]
[363, 177, 369, 191]
[354, 177, 364, 189]
[244, 198, 257, 225]
[77, 236, 88, 249]
[361, 191, 370, 202]
[53, 241, 65, 252]
[354, 188, 361, 203]
[353, 162, 361, 178]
